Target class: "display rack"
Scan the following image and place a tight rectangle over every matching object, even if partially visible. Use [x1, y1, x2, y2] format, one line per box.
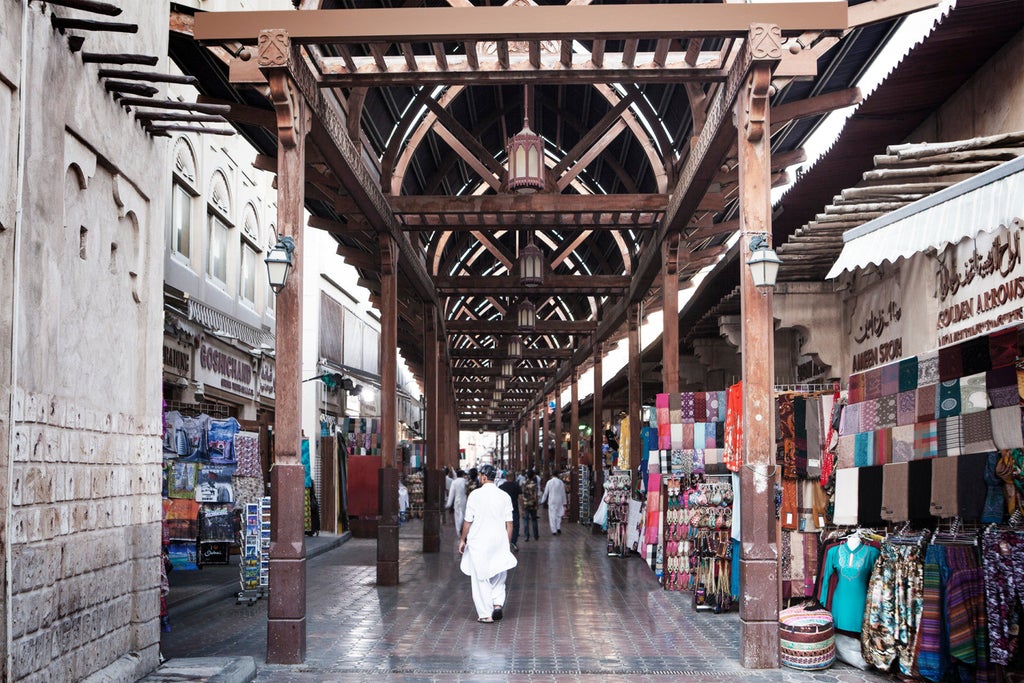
[237, 497, 270, 605]
[578, 464, 592, 524]
[407, 472, 424, 519]
[606, 470, 632, 556]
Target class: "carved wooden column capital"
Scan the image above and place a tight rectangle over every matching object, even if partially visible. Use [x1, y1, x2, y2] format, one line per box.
[259, 30, 310, 149]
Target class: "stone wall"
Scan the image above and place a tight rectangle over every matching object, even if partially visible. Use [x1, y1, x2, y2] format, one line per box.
[2, 2, 168, 681]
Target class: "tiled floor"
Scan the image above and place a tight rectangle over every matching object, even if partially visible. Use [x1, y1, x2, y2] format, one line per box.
[161, 520, 894, 682]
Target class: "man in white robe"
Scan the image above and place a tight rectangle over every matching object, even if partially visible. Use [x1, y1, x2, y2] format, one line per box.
[459, 465, 517, 623]
[445, 469, 468, 532]
[539, 472, 568, 535]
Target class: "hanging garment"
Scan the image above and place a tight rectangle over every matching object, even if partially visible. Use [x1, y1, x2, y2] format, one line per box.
[723, 382, 743, 473]
[916, 544, 950, 682]
[929, 456, 959, 518]
[833, 468, 860, 526]
[880, 463, 909, 523]
[899, 356, 919, 394]
[982, 528, 1024, 666]
[819, 541, 880, 633]
[957, 453, 989, 522]
[944, 545, 996, 681]
[861, 543, 924, 676]
[907, 459, 934, 524]
[918, 351, 940, 387]
[858, 466, 884, 527]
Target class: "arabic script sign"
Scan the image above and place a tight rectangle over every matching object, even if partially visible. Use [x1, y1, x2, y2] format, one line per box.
[849, 277, 903, 373]
[935, 224, 1024, 346]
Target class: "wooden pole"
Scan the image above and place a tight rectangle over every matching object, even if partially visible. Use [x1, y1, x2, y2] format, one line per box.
[736, 47, 781, 668]
[627, 303, 641, 484]
[553, 381, 563, 471]
[377, 234, 400, 586]
[262, 34, 309, 664]
[662, 233, 680, 396]
[570, 368, 580, 523]
[592, 339, 604, 534]
[423, 303, 441, 553]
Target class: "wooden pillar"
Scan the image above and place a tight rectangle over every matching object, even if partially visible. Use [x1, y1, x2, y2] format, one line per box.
[662, 233, 681, 396]
[260, 31, 309, 664]
[592, 339, 605, 534]
[553, 382, 563, 472]
[539, 405, 547, 475]
[627, 303, 642, 480]
[422, 304, 440, 553]
[377, 234, 400, 586]
[569, 368, 580, 523]
[737, 29, 782, 669]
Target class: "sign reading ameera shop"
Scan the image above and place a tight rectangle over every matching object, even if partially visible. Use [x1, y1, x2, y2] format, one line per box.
[196, 339, 255, 399]
[935, 223, 1024, 347]
[849, 277, 904, 373]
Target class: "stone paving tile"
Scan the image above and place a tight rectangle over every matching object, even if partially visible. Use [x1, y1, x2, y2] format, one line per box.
[161, 520, 896, 683]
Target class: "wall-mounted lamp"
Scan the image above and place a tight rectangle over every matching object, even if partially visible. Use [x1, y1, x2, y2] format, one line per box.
[746, 234, 782, 292]
[265, 235, 295, 294]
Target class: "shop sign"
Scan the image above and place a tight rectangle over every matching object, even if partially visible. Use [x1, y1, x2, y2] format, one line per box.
[163, 337, 192, 377]
[849, 277, 904, 372]
[935, 224, 1024, 346]
[258, 358, 275, 401]
[196, 339, 255, 398]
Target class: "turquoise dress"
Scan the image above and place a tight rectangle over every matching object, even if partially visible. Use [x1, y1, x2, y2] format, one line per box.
[818, 542, 881, 633]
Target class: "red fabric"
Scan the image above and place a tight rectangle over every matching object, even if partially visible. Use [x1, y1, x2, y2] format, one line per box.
[724, 382, 743, 472]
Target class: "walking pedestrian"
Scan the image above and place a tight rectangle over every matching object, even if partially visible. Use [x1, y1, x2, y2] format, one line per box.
[459, 464, 517, 623]
[498, 471, 521, 552]
[539, 470, 567, 535]
[445, 469, 468, 532]
[521, 469, 540, 542]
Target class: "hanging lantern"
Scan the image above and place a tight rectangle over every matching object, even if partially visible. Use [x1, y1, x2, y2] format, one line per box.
[516, 299, 536, 331]
[495, 377, 507, 391]
[507, 335, 522, 359]
[506, 86, 545, 193]
[501, 359, 515, 376]
[518, 236, 545, 287]
[493, 389, 503, 401]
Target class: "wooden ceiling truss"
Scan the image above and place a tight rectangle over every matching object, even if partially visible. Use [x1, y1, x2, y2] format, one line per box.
[192, 1, 952, 428]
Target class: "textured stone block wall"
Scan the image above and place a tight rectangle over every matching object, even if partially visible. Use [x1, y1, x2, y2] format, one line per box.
[2, 2, 169, 681]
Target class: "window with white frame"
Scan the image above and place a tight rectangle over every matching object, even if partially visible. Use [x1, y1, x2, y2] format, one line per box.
[240, 204, 260, 304]
[208, 212, 229, 283]
[170, 138, 198, 262]
[206, 170, 232, 286]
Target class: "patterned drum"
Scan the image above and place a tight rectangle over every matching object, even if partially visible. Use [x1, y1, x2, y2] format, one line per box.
[779, 604, 835, 671]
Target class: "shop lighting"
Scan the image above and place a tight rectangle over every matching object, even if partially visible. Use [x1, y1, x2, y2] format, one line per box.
[746, 234, 782, 292]
[518, 235, 545, 287]
[507, 335, 522, 359]
[264, 235, 295, 294]
[516, 299, 536, 331]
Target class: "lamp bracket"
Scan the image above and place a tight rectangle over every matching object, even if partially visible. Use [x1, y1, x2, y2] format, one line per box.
[277, 235, 296, 254]
[748, 233, 770, 251]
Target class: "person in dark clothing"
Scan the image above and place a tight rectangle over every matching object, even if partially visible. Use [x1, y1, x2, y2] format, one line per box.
[521, 469, 540, 542]
[498, 471, 521, 552]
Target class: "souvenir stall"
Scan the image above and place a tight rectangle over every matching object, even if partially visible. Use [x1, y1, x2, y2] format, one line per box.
[647, 391, 736, 611]
[814, 158, 1024, 678]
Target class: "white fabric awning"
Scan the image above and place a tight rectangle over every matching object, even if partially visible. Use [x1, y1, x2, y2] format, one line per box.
[827, 154, 1024, 279]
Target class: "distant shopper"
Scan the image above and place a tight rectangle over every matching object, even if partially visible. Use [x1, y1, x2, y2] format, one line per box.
[539, 471, 568, 535]
[521, 469, 540, 542]
[498, 471, 522, 552]
[445, 469, 469, 532]
[459, 464, 517, 623]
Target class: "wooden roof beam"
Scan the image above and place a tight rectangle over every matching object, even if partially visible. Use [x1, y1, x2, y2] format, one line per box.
[195, 5, 849, 44]
[434, 274, 630, 296]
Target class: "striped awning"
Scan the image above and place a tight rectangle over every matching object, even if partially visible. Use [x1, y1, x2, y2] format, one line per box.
[827, 155, 1024, 279]
[187, 299, 275, 350]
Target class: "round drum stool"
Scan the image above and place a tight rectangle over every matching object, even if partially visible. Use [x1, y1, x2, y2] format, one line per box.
[778, 604, 835, 671]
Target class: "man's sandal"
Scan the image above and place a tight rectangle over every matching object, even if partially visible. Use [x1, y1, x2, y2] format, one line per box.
[477, 617, 494, 624]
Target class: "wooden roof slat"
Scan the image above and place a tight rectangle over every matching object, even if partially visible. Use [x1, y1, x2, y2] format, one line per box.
[653, 38, 670, 67]
[313, 51, 726, 86]
[465, 40, 479, 69]
[622, 39, 638, 68]
[591, 39, 605, 67]
[369, 42, 388, 71]
[432, 41, 449, 71]
[400, 42, 417, 71]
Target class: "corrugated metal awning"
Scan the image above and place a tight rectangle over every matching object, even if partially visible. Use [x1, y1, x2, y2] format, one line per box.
[187, 299, 275, 350]
[827, 154, 1024, 279]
